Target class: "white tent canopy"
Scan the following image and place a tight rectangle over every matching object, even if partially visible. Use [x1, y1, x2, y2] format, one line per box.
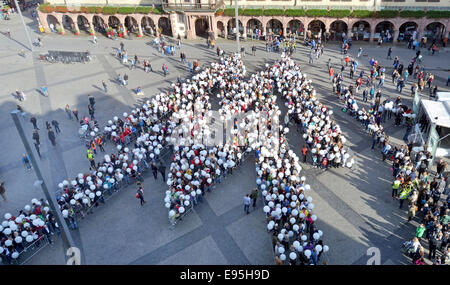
[421, 99, 450, 129]
[436, 92, 450, 102]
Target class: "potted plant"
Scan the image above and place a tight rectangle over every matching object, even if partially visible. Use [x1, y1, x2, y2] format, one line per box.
[75, 30, 79, 36]
[57, 27, 63, 35]
[88, 27, 94, 36]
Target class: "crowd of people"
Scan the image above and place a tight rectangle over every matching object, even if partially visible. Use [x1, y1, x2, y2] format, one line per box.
[326, 43, 448, 264]
[1, 199, 60, 264]
[393, 146, 450, 265]
[161, 50, 330, 264]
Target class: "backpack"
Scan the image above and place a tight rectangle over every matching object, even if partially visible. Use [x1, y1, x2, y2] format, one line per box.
[136, 193, 140, 199]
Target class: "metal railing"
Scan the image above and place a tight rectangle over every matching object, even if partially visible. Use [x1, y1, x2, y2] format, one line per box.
[1, 234, 52, 265]
[168, 146, 253, 228]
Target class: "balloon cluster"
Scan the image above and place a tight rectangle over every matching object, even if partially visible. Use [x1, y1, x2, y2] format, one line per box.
[272, 56, 354, 169]
[165, 53, 248, 220]
[1, 198, 54, 262]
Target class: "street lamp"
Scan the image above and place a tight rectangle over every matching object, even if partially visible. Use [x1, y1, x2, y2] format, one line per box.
[11, 110, 78, 264]
[13, 0, 34, 52]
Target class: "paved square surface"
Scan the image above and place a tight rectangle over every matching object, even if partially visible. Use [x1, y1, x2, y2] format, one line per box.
[1, 12, 449, 265]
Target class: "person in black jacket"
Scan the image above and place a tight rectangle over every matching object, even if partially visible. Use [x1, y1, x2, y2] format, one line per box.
[51, 119, 60, 134]
[428, 234, 438, 260]
[32, 129, 40, 145]
[158, 161, 166, 182]
[30, 115, 39, 130]
[48, 128, 56, 146]
[151, 162, 158, 180]
[88, 94, 95, 107]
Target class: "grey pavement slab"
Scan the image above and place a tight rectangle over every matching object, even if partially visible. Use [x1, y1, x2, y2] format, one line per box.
[157, 235, 228, 265]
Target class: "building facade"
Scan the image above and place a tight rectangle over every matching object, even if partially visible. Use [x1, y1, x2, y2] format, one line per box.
[37, 0, 450, 42]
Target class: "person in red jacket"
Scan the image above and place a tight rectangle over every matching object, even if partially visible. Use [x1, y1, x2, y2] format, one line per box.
[301, 144, 308, 163]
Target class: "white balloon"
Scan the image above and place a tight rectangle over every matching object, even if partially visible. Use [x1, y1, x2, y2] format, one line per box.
[278, 247, 285, 254]
[313, 233, 320, 240]
[293, 241, 300, 248]
[263, 206, 270, 213]
[304, 249, 311, 257]
[323, 245, 329, 252]
[315, 245, 323, 252]
[11, 252, 19, 259]
[280, 254, 286, 261]
[289, 252, 297, 260]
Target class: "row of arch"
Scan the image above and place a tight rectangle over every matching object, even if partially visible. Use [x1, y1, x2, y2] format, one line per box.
[42, 12, 448, 41]
[216, 18, 447, 41]
[46, 14, 173, 37]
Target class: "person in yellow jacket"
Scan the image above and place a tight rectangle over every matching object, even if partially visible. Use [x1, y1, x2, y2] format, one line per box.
[399, 183, 412, 209]
[392, 178, 401, 198]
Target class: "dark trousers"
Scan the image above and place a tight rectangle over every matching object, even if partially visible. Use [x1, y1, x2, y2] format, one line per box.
[34, 143, 41, 158]
[428, 244, 436, 260]
[399, 199, 405, 209]
[159, 170, 165, 181]
[152, 170, 158, 180]
[392, 188, 398, 197]
[244, 204, 250, 214]
[303, 154, 307, 163]
[54, 125, 60, 133]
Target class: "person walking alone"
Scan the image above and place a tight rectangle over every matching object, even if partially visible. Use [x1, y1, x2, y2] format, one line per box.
[158, 161, 166, 182]
[30, 115, 39, 130]
[32, 129, 40, 145]
[65, 104, 72, 120]
[72, 108, 79, 121]
[22, 154, 32, 170]
[34, 142, 41, 158]
[243, 194, 251, 214]
[88, 104, 95, 120]
[387, 47, 392, 60]
[102, 80, 107, 93]
[51, 119, 60, 134]
[250, 188, 258, 209]
[151, 162, 158, 180]
[41, 85, 48, 96]
[302, 144, 308, 163]
[136, 183, 146, 206]
[162, 64, 168, 77]
[48, 128, 56, 146]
